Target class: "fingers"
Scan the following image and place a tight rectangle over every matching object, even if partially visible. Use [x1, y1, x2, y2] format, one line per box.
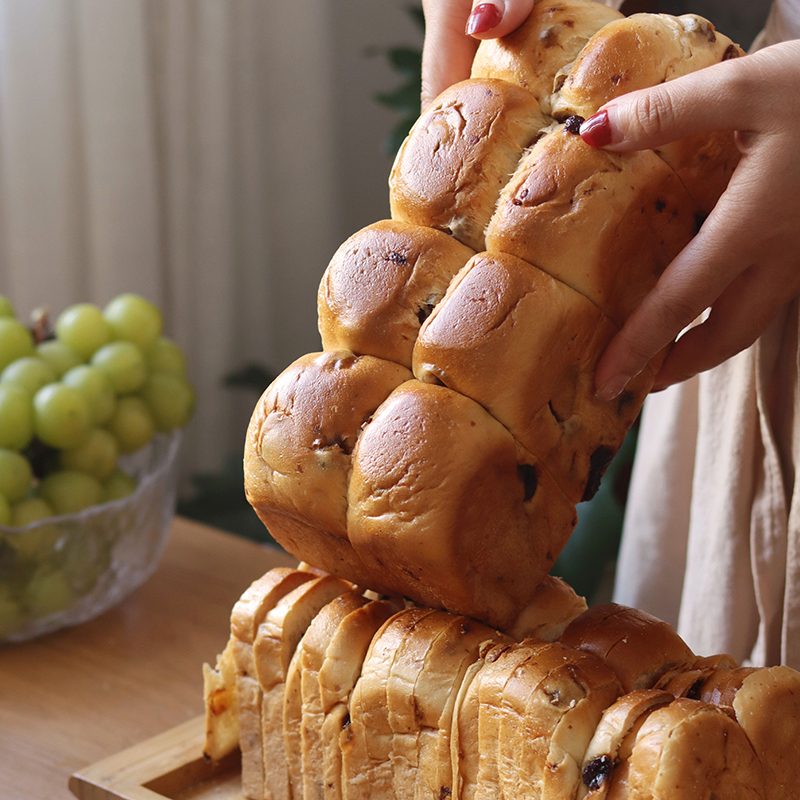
[594, 158, 767, 400]
[421, 0, 476, 109]
[465, 1, 536, 38]
[651, 259, 800, 390]
[421, 0, 535, 109]
[580, 52, 764, 151]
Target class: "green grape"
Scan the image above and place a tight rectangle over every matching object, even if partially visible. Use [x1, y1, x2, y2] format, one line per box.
[0, 296, 15, 318]
[0, 449, 33, 503]
[33, 383, 92, 449]
[0, 318, 35, 372]
[0, 384, 34, 451]
[60, 428, 118, 481]
[55, 303, 113, 360]
[6, 504, 60, 559]
[141, 374, 195, 431]
[36, 340, 83, 378]
[0, 492, 10, 526]
[90, 341, 146, 394]
[103, 469, 137, 502]
[107, 396, 156, 453]
[146, 337, 187, 378]
[103, 293, 163, 352]
[61, 365, 116, 426]
[0, 355, 57, 396]
[11, 497, 55, 527]
[38, 470, 102, 514]
[23, 565, 74, 619]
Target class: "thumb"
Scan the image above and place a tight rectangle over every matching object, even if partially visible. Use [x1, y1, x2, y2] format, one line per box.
[579, 54, 759, 151]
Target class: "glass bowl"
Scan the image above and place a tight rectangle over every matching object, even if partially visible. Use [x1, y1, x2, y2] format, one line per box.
[0, 431, 180, 643]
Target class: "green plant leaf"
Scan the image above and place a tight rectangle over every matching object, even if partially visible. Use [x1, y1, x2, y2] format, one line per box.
[374, 81, 421, 112]
[387, 46, 422, 76]
[223, 363, 277, 392]
[407, 4, 425, 30]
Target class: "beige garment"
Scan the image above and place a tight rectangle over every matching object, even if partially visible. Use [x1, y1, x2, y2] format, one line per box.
[613, 0, 800, 668]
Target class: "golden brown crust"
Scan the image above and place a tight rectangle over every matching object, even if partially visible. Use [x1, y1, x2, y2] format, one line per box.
[413, 250, 653, 502]
[507, 575, 587, 641]
[472, 0, 623, 113]
[389, 78, 547, 251]
[732, 667, 800, 800]
[552, 13, 743, 119]
[551, 13, 745, 213]
[243, 351, 411, 590]
[560, 603, 694, 693]
[318, 220, 474, 369]
[627, 700, 766, 800]
[580, 689, 674, 800]
[347, 381, 577, 630]
[485, 126, 700, 328]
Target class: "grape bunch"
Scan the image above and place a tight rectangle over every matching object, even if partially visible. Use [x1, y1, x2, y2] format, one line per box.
[0, 293, 194, 635]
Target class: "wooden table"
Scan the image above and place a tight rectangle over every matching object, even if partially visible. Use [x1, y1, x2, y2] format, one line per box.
[0, 517, 294, 800]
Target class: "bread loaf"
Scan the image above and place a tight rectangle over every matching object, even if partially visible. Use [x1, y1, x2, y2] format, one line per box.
[204, 568, 800, 800]
[243, 0, 746, 628]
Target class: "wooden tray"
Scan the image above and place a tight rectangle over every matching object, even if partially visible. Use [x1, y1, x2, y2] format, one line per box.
[69, 715, 243, 800]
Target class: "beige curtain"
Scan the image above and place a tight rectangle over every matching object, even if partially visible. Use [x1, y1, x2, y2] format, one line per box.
[0, 0, 345, 481]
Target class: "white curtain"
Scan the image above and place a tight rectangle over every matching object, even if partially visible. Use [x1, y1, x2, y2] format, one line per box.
[0, 0, 347, 482]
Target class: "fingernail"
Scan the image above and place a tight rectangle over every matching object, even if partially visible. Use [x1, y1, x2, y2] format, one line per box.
[595, 373, 630, 403]
[466, 3, 503, 35]
[580, 110, 613, 148]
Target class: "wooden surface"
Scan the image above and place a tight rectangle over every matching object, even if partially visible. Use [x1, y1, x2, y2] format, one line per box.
[0, 517, 294, 800]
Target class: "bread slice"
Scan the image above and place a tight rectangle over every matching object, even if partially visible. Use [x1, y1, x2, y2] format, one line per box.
[507, 575, 587, 642]
[578, 689, 674, 800]
[254, 575, 354, 800]
[384, 612, 508, 800]
[313, 598, 401, 800]
[560, 603, 694, 692]
[449, 640, 521, 800]
[202, 569, 314, 777]
[342, 608, 438, 800]
[284, 592, 369, 800]
[690, 666, 800, 800]
[495, 642, 621, 800]
[625, 699, 766, 800]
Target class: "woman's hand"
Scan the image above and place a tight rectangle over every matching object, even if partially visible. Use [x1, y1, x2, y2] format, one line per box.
[421, 1, 536, 108]
[590, 40, 800, 399]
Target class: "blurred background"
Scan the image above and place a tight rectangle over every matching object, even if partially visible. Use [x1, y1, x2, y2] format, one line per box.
[0, 0, 772, 594]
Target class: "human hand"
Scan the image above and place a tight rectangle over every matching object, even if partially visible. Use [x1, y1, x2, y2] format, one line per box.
[589, 40, 800, 400]
[421, 0, 536, 108]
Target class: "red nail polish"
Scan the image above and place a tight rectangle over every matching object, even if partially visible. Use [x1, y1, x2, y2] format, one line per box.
[580, 110, 612, 148]
[466, 4, 502, 35]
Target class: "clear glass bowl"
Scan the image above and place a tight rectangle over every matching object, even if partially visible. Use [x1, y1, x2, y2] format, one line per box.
[0, 431, 180, 643]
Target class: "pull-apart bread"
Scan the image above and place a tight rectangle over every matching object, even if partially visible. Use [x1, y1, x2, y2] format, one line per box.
[205, 569, 800, 800]
[245, 0, 745, 631]
[215, 2, 800, 798]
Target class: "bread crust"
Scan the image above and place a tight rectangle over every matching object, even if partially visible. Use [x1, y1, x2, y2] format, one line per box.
[244, 351, 411, 591]
[551, 13, 745, 212]
[318, 220, 474, 369]
[471, 0, 623, 113]
[348, 381, 577, 630]
[389, 79, 547, 251]
[413, 250, 654, 501]
[485, 126, 699, 327]
[561, 603, 695, 693]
